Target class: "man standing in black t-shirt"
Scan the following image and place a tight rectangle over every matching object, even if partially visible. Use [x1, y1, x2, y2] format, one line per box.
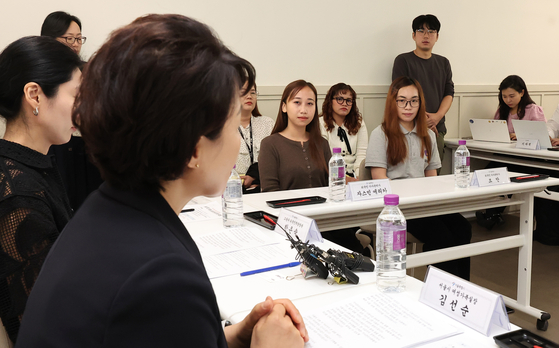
[392, 14, 454, 165]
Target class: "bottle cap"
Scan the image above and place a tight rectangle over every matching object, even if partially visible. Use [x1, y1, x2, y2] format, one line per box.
[333, 147, 341, 153]
[384, 194, 399, 206]
[458, 140, 467, 145]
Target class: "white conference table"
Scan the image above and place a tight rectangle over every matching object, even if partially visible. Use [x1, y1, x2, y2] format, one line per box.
[184, 217, 516, 347]
[242, 174, 559, 325]
[446, 138, 559, 201]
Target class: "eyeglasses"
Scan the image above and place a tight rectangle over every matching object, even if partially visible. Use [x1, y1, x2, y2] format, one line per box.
[333, 97, 353, 106]
[241, 90, 258, 98]
[415, 28, 437, 36]
[396, 99, 420, 108]
[59, 36, 87, 45]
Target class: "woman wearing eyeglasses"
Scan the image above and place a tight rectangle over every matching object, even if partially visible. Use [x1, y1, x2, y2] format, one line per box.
[41, 11, 86, 55]
[365, 76, 471, 281]
[319, 83, 368, 180]
[236, 82, 274, 193]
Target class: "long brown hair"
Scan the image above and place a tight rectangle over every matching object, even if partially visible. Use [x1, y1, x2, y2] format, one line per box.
[272, 79, 327, 171]
[383, 76, 431, 166]
[321, 83, 362, 135]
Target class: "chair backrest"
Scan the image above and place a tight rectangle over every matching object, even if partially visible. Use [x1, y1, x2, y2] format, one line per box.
[358, 159, 372, 181]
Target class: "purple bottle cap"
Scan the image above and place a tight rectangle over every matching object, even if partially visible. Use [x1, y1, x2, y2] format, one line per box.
[458, 140, 467, 145]
[384, 194, 399, 206]
[333, 147, 341, 153]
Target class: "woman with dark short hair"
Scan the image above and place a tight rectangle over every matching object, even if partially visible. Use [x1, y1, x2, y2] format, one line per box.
[41, 11, 85, 55]
[0, 36, 82, 344]
[319, 83, 368, 180]
[17, 14, 307, 347]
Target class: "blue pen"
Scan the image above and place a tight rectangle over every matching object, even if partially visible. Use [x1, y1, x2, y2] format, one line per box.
[240, 262, 300, 276]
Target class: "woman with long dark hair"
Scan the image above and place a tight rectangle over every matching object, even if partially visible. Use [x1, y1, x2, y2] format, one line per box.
[319, 83, 368, 180]
[259, 80, 331, 192]
[365, 76, 471, 281]
[0, 36, 82, 343]
[494, 75, 545, 140]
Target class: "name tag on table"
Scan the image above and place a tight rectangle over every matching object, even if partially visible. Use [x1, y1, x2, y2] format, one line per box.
[419, 266, 510, 336]
[470, 167, 510, 187]
[516, 138, 541, 150]
[274, 209, 323, 243]
[346, 179, 391, 201]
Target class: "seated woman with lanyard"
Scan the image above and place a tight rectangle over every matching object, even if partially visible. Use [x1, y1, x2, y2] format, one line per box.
[0, 36, 82, 344]
[17, 14, 308, 347]
[236, 82, 274, 193]
[365, 76, 472, 281]
[319, 83, 368, 181]
[259, 80, 363, 253]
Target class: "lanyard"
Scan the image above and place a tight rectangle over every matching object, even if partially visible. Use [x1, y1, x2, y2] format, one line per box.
[238, 120, 254, 164]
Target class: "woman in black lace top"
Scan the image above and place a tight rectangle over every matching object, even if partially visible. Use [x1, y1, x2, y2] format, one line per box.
[0, 36, 82, 343]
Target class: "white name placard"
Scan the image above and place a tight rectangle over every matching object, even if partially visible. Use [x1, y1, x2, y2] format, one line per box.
[419, 266, 510, 336]
[274, 208, 323, 243]
[470, 167, 510, 187]
[346, 179, 391, 201]
[516, 138, 540, 150]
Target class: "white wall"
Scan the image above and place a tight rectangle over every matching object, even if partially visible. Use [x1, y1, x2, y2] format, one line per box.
[1, 0, 559, 138]
[1, 0, 558, 86]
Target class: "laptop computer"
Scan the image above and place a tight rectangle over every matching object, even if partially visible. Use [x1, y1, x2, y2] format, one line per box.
[469, 119, 512, 143]
[512, 120, 552, 149]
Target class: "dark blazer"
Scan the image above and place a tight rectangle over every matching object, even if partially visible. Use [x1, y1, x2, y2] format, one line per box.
[17, 183, 227, 348]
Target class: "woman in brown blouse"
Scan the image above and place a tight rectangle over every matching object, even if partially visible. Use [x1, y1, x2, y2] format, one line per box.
[259, 80, 331, 192]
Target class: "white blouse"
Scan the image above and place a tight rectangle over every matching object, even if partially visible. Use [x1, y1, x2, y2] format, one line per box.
[235, 115, 275, 174]
[319, 117, 368, 178]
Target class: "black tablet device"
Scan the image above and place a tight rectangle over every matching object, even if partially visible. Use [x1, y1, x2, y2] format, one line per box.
[266, 196, 327, 208]
[244, 211, 277, 230]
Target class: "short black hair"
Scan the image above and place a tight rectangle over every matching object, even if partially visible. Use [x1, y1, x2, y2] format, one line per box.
[74, 14, 255, 191]
[41, 11, 82, 37]
[412, 14, 441, 32]
[0, 36, 82, 122]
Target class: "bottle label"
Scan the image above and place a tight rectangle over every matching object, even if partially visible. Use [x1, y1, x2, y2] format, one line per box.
[393, 230, 406, 250]
[330, 166, 345, 179]
[458, 156, 470, 166]
[224, 180, 242, 198]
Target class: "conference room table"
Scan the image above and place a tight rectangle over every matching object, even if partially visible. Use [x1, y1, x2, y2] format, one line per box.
[184, 209, 518, 347]
[242, 173, 559, 326]
[445, 138, 559, 201]
[445, 139, 559, 172]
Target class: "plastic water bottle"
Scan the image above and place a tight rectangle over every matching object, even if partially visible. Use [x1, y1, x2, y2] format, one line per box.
[329, 147, 346, 202]
[454, 140, 470, 188]
[222, 165, 244, 227]
[376, 194, 406, 293]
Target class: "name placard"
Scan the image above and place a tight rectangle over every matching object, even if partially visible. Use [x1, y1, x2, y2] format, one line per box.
[419, 266, 510, 336]
[346, 179, 391, 201]
[470, 167, 510, 187]
[274, 208, 323, 243]
[516, 138, 540, 150]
